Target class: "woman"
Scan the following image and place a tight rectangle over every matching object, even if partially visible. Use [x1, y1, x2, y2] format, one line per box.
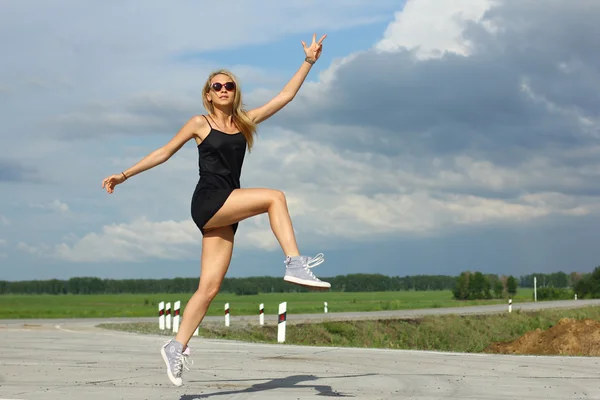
[101, 33, 330, 386]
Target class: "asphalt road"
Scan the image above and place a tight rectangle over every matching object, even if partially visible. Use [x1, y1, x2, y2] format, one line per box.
[3, 298, 597, 327]
[1, 299, 599, 399]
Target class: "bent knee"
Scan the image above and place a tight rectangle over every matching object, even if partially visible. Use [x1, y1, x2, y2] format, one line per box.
[270, 189, 287, 205]
[198, 281, 221, 301]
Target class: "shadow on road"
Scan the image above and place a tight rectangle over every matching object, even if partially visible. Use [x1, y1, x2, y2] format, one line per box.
[180, 373, 376, 398]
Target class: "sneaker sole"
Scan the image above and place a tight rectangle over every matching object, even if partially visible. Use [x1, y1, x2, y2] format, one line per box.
[284, 275, 331, 289]
[160, 346, 183, 387]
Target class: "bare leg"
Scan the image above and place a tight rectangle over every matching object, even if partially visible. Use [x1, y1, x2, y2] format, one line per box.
[175, 225, 234, 347]
[201, 187, 330, 290]
[203, 188, 300, 257]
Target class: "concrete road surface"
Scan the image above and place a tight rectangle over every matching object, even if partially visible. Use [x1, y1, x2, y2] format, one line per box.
[1, 299, 600, 400]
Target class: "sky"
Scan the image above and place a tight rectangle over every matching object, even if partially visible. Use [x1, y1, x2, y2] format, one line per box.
[1, 0, 600, 282]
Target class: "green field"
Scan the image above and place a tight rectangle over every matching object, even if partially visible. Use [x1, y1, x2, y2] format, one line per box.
[0, 289, 534, 319]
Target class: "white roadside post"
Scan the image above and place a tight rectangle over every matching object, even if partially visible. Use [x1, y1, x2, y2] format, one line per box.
[277, 302, 287, 343]
[225, 303, 230, 327]
[534, 277, 537, 302]
[324, 301, 328, 313]
[259, 303, 264, 326]
[166, 302, 172, 330]
[173, 300, 181, 333]
[508, 298, 512, 313]
[158, 301, 165, 330]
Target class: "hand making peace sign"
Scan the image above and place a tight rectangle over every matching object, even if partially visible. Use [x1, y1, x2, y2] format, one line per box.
[302, 33, 327, 62]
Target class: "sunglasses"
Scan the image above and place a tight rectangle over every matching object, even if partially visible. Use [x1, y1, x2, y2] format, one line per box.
[211, 81, 236, 92]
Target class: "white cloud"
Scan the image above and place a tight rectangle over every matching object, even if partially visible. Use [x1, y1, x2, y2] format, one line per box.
[23, 128, 598, 263]
[52, 217, 200, 262]
[19, 216, 287, 263]
[0, 215, 9, 226]
[0, 239, 6, 245]
[375, 0, 497, 59]
[54, 111, 167, 134]
[17, 242, 50, 255]
[241, 216, 281, 252]
[30, 200, 69, 213]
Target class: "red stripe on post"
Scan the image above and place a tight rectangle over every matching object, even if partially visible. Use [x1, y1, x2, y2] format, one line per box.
[278, 312, 286, 323]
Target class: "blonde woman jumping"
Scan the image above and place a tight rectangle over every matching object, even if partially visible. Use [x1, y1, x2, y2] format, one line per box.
[101, 33, 330, 386]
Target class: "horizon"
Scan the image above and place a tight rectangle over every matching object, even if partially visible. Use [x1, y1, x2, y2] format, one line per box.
[1, 269, 584, 284]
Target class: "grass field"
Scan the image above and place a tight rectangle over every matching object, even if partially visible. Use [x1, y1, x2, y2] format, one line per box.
[1, 289, 534, 319]
[99, 305, 600, 354]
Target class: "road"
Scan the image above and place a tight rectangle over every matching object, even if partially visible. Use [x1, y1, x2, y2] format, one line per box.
[3, 298, 598, 327]
[0, 299, 599, 399]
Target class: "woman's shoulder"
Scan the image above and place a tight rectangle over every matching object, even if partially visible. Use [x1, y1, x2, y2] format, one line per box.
[190, 114, 210, 126]
[185, 115, 212, 143]
[186, 114, 212, 133]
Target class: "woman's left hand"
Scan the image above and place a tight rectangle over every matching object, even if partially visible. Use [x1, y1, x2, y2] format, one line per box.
[302, 33, 327, 62]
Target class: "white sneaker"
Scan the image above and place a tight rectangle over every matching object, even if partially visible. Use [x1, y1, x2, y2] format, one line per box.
[160, 339, 191, 386]
[283, 253, 331, 289]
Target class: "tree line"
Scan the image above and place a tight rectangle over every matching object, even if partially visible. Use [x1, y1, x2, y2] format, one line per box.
[1, 269, 597, 297]
[452, 271, 518, 300]
[453, 269, 600, 301]
[573, 266, 600, 299]
[0, 274, 457, 295]
[518, 271, 583, 288]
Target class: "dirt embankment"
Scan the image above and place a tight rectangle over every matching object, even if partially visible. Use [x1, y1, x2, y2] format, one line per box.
[485, 318, 600, 356]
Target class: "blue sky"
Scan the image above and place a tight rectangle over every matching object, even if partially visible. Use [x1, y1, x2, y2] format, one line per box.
[2, 0, 600, 282]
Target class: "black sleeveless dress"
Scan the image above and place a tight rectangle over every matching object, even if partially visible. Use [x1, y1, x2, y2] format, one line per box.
[191, 115, 247, 235]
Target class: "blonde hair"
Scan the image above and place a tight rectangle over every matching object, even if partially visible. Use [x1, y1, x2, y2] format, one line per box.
[202, 69, 257, 151]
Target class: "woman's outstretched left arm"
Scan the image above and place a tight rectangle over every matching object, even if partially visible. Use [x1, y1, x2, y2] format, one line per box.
[248, 33, 326, 124]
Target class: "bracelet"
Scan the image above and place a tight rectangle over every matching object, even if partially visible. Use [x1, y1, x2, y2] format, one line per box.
[304, 57, 316, 65]
[121, 172, 128, 180]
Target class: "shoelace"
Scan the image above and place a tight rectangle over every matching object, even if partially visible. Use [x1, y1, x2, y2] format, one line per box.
[182, 348, 194, 370]
[302, 253, 325, 281]
[164, 341, 194, 376]
[305, 253, 324, 268]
